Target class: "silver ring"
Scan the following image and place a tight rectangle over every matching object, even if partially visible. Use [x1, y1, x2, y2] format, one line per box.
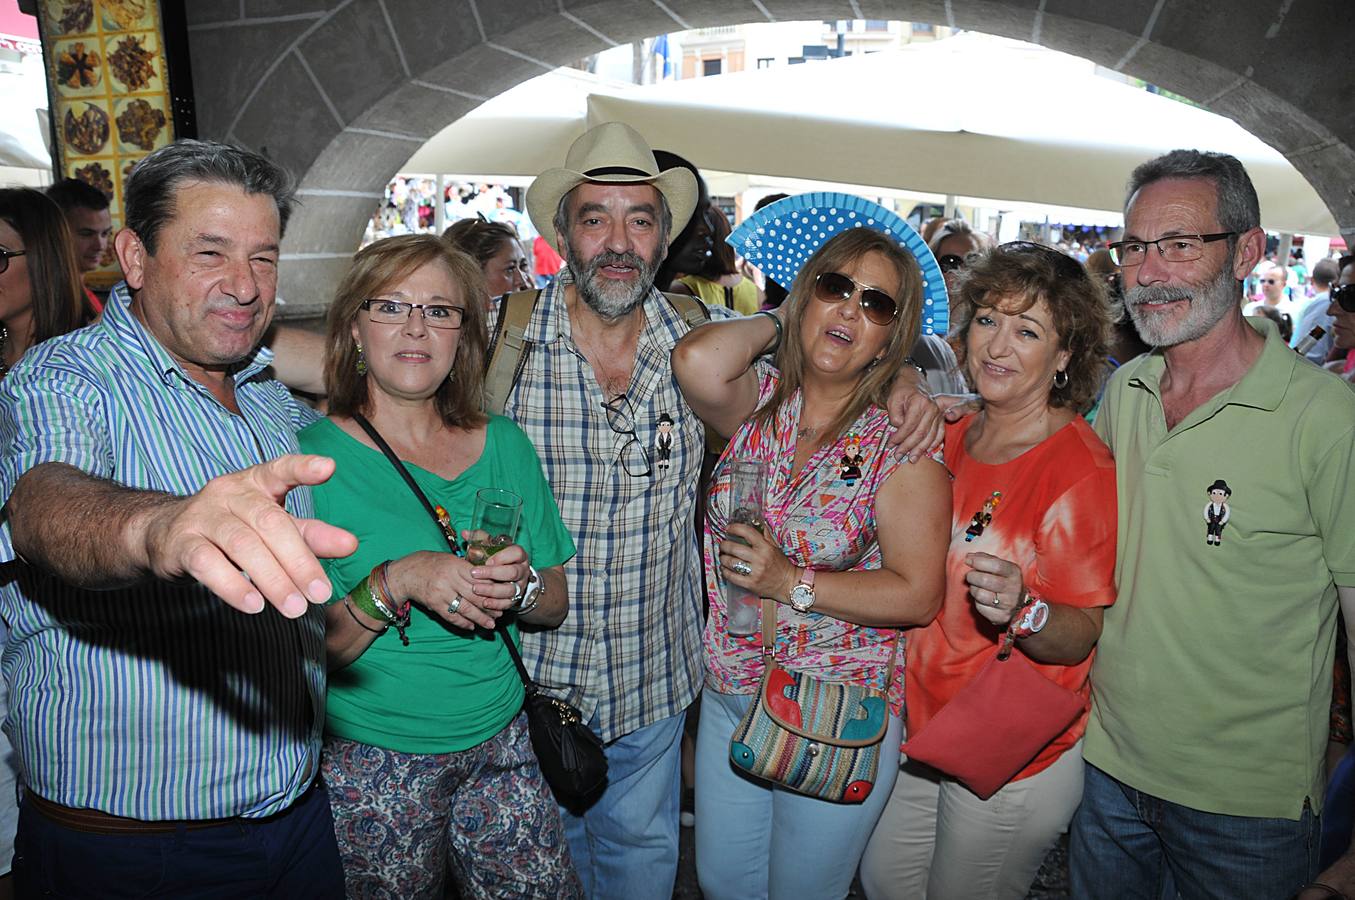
[447, 596, 462, 615]
[731, 560, 752, 576]
[992, 597, 1001, 607]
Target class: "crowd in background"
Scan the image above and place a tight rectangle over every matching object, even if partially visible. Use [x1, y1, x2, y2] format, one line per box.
[0, 121, 1352, 900]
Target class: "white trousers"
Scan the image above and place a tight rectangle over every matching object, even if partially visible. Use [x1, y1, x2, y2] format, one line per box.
[859, 741, 1085, 900]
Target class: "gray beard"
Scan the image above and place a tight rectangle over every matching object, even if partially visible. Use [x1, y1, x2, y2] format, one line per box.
[1125, 263, 1239, 348]
[568, 247, 660, 320]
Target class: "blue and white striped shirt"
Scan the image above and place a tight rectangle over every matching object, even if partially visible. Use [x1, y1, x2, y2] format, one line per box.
[0, 284, 323, 820]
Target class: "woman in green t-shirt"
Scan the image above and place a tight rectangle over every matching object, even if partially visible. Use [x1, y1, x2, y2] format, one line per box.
[298, 234, 580, 899]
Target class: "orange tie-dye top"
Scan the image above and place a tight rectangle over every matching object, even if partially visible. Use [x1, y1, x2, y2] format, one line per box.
[904, 414, 1117, 782]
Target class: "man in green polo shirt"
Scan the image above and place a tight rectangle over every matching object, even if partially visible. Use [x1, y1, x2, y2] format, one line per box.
[1069, 149, 1355, 899]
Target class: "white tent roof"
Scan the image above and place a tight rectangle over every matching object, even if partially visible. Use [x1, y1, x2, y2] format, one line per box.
[0, 52, 52, 180]
[404, 33, 1337, 236]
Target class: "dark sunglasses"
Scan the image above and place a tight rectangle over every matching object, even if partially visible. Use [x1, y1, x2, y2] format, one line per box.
[998, 240, 1088, 281]
[813, 272, 899, 327]
[1332, 283, 1355, 313]
[937, 253, 967, 274]
[0, 247, 26, 275]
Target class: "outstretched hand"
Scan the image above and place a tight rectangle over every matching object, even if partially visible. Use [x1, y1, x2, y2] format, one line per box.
[137, 454, 356, 618]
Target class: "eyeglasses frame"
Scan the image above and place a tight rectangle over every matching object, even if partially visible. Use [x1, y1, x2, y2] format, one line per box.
[1331, 283, 1355, 314]
[813, 272, 900, 327]
[1106, 232, 1236, 267]
[359, 298, 466, 330]
[0, 247, 26, 276]
[601, 393, 653, 478]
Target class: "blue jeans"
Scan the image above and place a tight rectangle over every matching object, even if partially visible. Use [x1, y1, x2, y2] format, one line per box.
[694, 690, 902, 900]
[558, 710, 684, 900]
[1321, 747, 1355, 869]
[1070, 763, 1319, 900]
[12, 782, 343, 898]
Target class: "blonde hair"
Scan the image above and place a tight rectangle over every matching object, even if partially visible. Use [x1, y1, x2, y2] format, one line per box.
[757, 228, 923, 442]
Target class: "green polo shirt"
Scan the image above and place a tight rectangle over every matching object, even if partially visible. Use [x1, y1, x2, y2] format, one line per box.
[1086, 317, 1355, 819]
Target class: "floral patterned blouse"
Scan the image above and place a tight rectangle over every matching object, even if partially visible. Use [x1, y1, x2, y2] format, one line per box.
[702, 369, 912, 715]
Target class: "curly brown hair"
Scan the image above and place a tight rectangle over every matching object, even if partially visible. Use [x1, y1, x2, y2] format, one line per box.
[949, 242, 1111, 413]
[324, 234, 488, 428]
[757, 228, 923, 442]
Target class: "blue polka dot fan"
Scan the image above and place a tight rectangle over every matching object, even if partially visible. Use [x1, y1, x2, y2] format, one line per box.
[726, 192, 949, 336]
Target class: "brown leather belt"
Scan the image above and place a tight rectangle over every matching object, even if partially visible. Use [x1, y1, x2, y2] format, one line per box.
[26, 790, 245, 835]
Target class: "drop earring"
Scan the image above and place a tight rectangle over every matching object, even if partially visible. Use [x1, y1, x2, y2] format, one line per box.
[355, 342, 367, 376]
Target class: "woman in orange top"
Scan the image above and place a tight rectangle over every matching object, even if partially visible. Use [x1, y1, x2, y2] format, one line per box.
[861, 242, 1117, 899]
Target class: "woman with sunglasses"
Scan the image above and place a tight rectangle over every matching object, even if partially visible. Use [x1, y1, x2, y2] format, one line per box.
[671, 204, 761, 315]
[915, 219, 994, 394]
[860, 242, 1117, 900]
[672, 226, 951, 899]
[1325, 255, 1355, 383]
[296, 235, 582, 898]
[0, 187, 91, 900]
[0, 188, 90, 376]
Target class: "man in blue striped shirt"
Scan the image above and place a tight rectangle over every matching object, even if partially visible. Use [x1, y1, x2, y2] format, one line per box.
[0, 140, 356, 896]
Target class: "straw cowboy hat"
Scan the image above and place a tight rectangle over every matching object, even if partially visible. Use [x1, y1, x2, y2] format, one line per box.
[526, 122, 699, 253]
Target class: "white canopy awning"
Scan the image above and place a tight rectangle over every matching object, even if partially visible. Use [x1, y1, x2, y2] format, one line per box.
[0, 52, 52, 179]
[404, 34, 1337, 236]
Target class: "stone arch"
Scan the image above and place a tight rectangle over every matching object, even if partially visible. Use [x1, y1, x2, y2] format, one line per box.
[184, 1, 1355, 314]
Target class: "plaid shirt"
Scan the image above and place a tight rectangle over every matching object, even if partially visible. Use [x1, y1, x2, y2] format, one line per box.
[496, 270, 730, 741]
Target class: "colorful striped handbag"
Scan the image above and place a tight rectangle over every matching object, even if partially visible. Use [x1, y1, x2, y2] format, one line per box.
[728, 599, 899, 804]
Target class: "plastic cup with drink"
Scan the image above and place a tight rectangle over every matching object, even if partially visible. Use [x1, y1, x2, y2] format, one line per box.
[724, 459, 766, 636]
[465, 488, 522, 564]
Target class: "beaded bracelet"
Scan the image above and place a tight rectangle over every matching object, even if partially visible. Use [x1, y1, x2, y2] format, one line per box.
[369, 561, 411, 646]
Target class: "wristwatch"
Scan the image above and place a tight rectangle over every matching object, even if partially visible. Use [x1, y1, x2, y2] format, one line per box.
[1012, 596, 1050, 639]
[788, 567, 816, 614]
[511, 566, 543, 616]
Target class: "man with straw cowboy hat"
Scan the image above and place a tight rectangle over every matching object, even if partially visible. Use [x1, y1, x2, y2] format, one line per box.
[504, 122, 941, 897]
[503, 121, 712, 899]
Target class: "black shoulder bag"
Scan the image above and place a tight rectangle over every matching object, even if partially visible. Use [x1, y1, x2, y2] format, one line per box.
[351, 413, 608, 810]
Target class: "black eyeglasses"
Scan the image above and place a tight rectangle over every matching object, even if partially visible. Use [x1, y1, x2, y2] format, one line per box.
[813, 272, 899, 327]
[937, 253, 967, 274]
[1332, 283, 1355, 313]
[0, 247, 26, 275]
[601, 393, 652, 478]
[1106, 232, 1235, 266]
[360, 299, 465, 330]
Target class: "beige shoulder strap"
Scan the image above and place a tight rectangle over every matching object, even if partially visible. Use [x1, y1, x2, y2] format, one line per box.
[663, 291, 710, 329]
[482, 289, 540, 415]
